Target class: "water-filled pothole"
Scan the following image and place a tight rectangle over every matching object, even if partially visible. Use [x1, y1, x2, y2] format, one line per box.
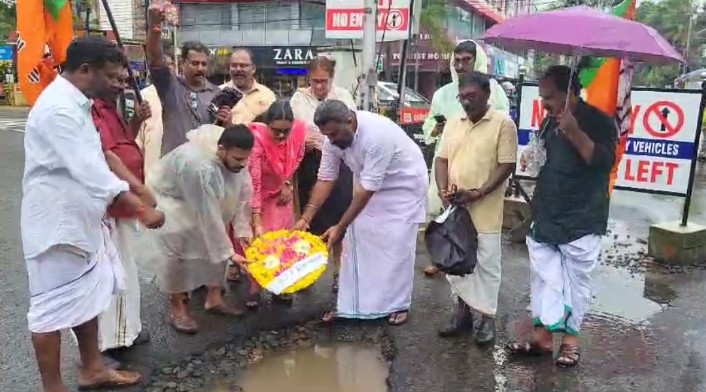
[146, 321, 394, 392]
[210, 343, 388, 392]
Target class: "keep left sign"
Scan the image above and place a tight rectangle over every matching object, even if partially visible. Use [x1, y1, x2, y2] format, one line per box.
[516, 85, 702, 196]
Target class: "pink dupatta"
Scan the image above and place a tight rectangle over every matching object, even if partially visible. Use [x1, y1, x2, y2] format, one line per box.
[248, 120, 306, 180]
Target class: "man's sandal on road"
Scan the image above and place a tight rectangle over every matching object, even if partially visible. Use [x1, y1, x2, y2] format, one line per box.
[507, 341, 553, 356]
[205, 303, 245, 316]
[321, 310, 336, 323]
[78, 369, 142, 390]
[388, 311, 409, 326]
[169, 315, 198, 334]
[423, 265, 439, 277]
[555, 344, 581, 367]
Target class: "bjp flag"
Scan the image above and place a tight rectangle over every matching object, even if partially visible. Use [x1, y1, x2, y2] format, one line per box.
[579, 0, 637, 194]
[17, 0, 74, 106]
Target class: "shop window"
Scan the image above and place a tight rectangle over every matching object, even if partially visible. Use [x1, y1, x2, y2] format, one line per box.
[237, 1, 296, 30]
[299, 0, 326, 30]
[472, 13, 486, 37]
[181, 4, 232, 30]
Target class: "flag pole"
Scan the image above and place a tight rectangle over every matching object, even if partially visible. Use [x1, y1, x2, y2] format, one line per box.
[99, 0, 143, 103]
[84, 2, 91, 34]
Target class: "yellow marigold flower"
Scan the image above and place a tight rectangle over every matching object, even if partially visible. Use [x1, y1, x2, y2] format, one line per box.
[244, 229, 329, 294]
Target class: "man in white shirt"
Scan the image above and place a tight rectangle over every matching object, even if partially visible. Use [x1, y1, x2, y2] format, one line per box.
[22, 37, 164, 392]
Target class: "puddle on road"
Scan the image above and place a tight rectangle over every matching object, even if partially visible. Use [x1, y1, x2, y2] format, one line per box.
[211, 343, 388, 392]
[591, 264, 663, 322]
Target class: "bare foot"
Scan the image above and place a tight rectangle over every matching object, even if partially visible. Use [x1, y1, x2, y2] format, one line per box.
[78, 369, 141, 390]
[204, 302, 245, 316]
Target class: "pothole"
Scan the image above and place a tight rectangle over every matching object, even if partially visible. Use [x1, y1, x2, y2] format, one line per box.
[145, 321, 395, 392]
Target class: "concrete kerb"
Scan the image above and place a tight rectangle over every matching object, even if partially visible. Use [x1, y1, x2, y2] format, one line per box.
[648, 221, 706, 265]
[0, 106, 29, 114]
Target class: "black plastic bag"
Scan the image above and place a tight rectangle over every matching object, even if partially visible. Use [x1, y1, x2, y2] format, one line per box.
[424, 205, 478, 276]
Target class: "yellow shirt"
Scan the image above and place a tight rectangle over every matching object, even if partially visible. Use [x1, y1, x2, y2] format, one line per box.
[220, 80, 277, 124]
[437, 110, 518, 233]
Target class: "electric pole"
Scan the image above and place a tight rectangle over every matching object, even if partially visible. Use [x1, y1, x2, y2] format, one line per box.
[360, 0, 377, 111]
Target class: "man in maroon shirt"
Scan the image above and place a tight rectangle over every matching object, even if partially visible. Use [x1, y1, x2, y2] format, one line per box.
[91, 66, 155, 367]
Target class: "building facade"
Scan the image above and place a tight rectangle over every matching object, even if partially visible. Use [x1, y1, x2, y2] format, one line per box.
[381, 0, 534, 98]
[175, 0, 341, 95]
[173, 0, 533, 98]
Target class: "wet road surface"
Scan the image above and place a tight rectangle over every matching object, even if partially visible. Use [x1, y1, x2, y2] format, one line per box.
[2, 109, 706, 391]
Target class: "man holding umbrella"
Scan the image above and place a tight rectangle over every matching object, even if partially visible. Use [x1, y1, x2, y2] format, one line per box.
[508, 65, 616, 367]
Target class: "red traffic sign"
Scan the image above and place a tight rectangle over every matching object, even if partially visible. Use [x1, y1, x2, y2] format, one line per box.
[642, 100, 684, 139]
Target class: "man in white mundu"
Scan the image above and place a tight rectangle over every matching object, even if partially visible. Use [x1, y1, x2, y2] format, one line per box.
[22, 37, 164, 392]
[295, 100, 428, 326]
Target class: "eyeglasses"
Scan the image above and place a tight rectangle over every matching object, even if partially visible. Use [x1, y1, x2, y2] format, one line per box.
[309, 78, 330, 86]
[453, 56, 475, 66]
[230, 62, 252, 70]
[270, 127, 291, 137]
[457, 93, 478, 102]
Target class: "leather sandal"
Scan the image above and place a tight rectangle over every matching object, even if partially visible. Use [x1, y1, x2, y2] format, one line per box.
[169, 315, 198, 334]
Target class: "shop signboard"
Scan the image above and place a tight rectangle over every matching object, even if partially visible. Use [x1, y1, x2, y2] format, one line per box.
[517, 84, 702, 196]
[325, 0, 411, 41]
[272, 47, 317, 67]
[208, 46, 320, 69]
[400, 107, 429, 125]
[0, 45, 13, 61]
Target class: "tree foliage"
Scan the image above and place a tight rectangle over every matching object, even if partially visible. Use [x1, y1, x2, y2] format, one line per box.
[419, 0, 454, 54]
[532, 0, 705, 87]
[633, 0, 706, 87]
[0, 0, 15, 43]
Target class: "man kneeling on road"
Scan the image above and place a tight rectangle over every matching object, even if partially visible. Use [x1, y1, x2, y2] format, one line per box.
[144, 124, 254, 334]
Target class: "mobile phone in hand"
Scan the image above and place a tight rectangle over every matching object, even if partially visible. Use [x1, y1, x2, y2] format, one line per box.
[433, 114, 447, 124]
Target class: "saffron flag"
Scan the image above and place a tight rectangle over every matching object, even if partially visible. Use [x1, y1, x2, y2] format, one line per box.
[578, 0, 637, 194]
[17, 0, 74, 106]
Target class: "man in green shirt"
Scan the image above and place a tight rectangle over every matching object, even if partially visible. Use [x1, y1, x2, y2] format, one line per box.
[508, 65, 616, 367]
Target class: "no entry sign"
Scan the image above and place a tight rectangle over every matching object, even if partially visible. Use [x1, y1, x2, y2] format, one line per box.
[516, 84, 703, 196]
[325, 0, 411, 41]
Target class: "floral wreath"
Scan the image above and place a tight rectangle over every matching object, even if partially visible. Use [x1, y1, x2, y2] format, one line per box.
[245, 230, 328, 294]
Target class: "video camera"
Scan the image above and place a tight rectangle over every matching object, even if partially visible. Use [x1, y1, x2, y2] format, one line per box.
[208, 87, 244, 125]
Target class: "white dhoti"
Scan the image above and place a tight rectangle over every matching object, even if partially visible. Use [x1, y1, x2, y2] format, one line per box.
[98, 219, 142, 351]
[447, 233, 502, 316]
[26, 221, 125, 334]
[527, 234, 601, 335]
[336, 216, 417, 319]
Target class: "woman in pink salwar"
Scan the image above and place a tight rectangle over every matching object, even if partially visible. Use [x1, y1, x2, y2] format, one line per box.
[246, 99, 306, 307]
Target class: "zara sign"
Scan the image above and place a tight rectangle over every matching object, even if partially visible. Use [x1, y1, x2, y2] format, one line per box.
[272, 47, 317, 67]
